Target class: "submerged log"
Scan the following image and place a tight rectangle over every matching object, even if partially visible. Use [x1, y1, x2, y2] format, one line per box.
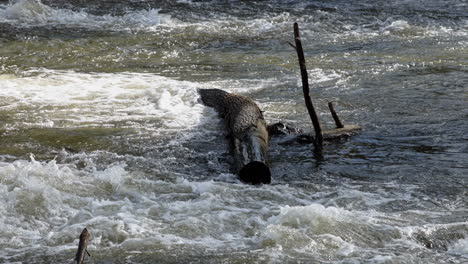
[292, 124, 362, 144]
[322, 124, 361, 140]
[75, 228, 90, 264]
[198, 88, 271, 184]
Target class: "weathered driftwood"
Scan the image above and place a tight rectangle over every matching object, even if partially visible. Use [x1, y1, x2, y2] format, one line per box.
[75, 228, 90, 264]
[322, 124, 361, 140]
[292, 124, 362, 144]
[291, 22, 323, 157]
[198, 88, 271, 184]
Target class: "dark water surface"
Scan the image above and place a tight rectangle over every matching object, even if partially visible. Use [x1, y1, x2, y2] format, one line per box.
[0, 0, 467, 263]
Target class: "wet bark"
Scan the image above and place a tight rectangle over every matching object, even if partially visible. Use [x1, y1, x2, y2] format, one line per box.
[198, 89, 271, 184]
[75, 228, 90, 264]
[292, 22, 323, 158]
[328, 102, 344, 128]
[290, 124, 362, 144]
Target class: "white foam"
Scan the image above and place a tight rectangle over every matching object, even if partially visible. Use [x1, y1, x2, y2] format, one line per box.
[1, 156, 464, 262]
[448, 238, 468, 257]
[94, 163, 127, 191]
[306, 68, 343, 85]
[0, 69, 205, 130]
[187, 180, 218, 194]
[0, 157, 81, 239]
[1, 0, 464, 40]
[268, 203, 353, 229]
[0, 0, 171, 30]
[380, 19, 411, 34]
[369, 255, 395, 263]
[0, 156, 167, 252]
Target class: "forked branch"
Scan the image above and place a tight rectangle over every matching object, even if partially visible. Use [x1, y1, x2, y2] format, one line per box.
[292, 22, 323, 157]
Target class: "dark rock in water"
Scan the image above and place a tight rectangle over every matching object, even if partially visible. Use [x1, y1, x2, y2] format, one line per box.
[198, 88, 270, 184]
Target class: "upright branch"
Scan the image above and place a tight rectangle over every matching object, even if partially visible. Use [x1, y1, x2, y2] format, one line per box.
[292, 22, 323, 156]
[75, 228, 90, 264]
[328, 101, 344, 128]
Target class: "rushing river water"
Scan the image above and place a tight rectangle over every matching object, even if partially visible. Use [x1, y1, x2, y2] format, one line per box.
[0, 0, 467, 263]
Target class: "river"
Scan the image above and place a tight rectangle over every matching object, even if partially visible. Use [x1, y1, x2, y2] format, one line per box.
[0, 0, 467, 263]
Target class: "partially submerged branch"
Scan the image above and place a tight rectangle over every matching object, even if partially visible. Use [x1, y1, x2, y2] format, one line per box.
[328, 102, 344, 129]
[292, 22, 323, 157]
[75, 228, 90, 264]
[289, 23, 361, 153]
[278, 124, 361, 145]
[322, 124, 362, 140]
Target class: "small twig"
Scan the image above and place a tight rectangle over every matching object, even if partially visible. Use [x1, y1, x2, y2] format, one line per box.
[287, 41, 296, 50]
[328, 102, 344, 128]
[75, 228, 90, 264]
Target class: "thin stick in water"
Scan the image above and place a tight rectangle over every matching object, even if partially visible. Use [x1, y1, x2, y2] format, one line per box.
[75, 228, 90, 264]
[328, 101, 344, 128]
[292, 22, 323, 156]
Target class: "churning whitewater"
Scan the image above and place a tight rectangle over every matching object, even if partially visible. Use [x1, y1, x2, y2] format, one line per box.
[0, 0, 467, 263]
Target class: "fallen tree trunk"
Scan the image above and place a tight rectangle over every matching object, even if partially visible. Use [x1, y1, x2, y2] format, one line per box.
[198, 88, 271, 184]
[197, 24, 362, 180]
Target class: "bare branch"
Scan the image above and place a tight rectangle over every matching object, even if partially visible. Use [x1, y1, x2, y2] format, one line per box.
[328, 101, 344, 128]
[292, 22, 323, 157]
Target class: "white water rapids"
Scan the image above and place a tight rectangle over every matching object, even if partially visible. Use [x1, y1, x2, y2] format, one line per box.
[0, 0, 467, 263]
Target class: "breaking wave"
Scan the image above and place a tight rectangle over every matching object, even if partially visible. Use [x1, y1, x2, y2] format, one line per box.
[0, 0, 172, 30]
